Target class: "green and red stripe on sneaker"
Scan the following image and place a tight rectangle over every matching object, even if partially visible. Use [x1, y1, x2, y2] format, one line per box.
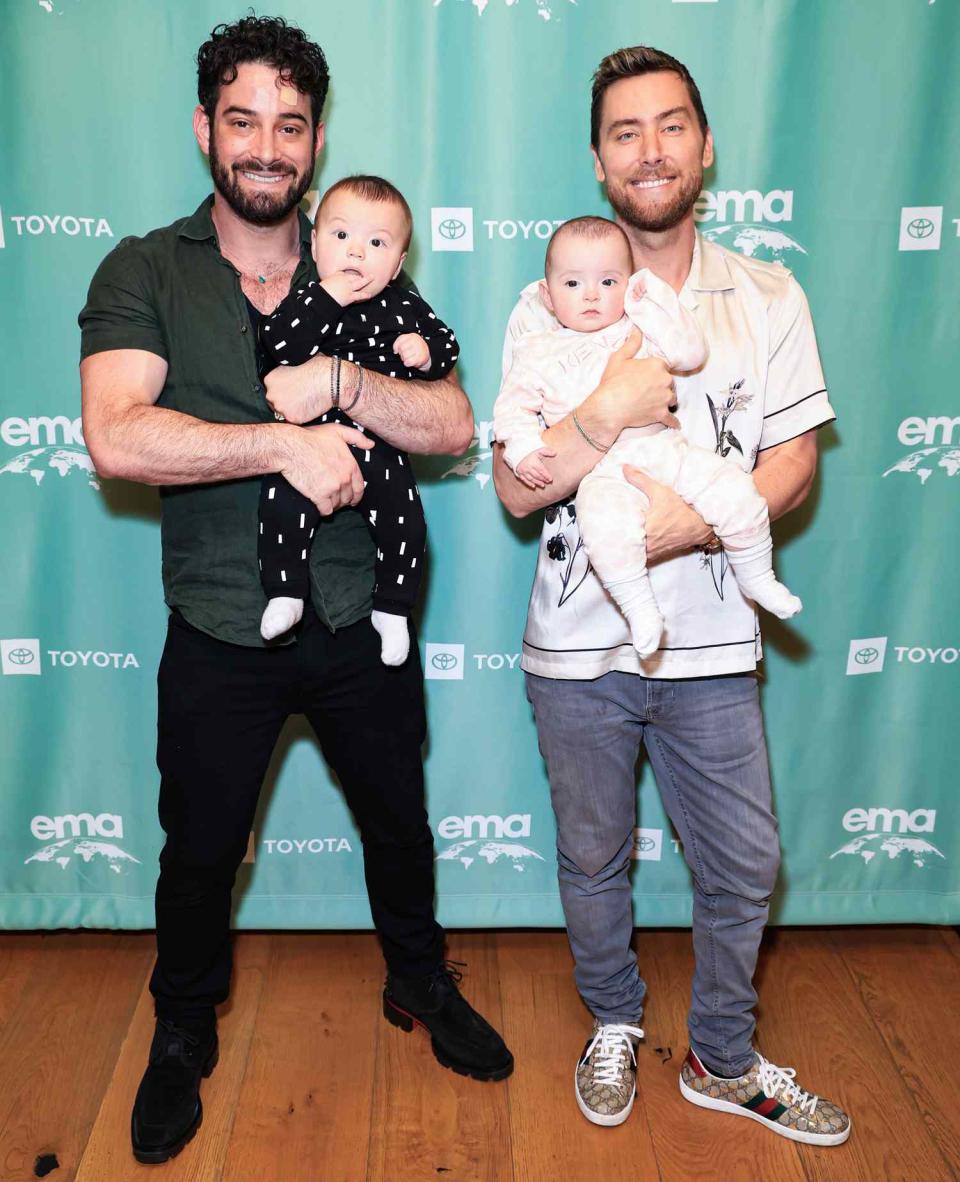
[679, 1047, 851, 1146]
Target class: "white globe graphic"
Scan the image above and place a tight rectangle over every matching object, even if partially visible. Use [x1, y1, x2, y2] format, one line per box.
[25, 838, 140, 875]
[701, 223, 807, 264]
[830, 833, 945, 869]
[882, 446, 960, 484]
[0, 446, 100, 489]
[436, 839, 545, 873]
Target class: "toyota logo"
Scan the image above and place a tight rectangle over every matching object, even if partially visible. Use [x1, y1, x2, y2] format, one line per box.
[8, 648, 35, 666]
[907, 218, 936, 240]
[635, 835, 656, 853]
[431, 652, 458, 671]
[438, 218, 466, 241]
[854, 647, 879, 665]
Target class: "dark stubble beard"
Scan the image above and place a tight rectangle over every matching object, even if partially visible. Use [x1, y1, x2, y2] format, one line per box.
[606, 163, 703, 234]
[208, 130, 315, 227]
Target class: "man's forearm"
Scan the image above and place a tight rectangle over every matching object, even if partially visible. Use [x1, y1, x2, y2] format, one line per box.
[86, 400, 290, 486]
[493, 417, 604, 517]
[753, 431, 818, 522]
[349, 365, 474, 456]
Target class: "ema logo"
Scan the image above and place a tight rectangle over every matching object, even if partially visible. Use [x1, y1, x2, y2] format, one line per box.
[898, 206, 943, 251]
[883, 415, 960, 484]
[435, 813, 545, 872]
[441, 419, 494, 490]
[1, 638, 41, 676]
[424, 642, 465, 679]
[830, 806, 945, 870]
[0, 415, 99, 490]
[431, 0, 575, 22]
[431, 207, 474, 252]
[846, 637, 887, 676]
[632, 827, 663, 861]
[25, 812, 140, 875]
[695, 189, 806, 264]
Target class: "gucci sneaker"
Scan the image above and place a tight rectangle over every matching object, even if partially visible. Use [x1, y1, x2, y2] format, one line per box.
[679, 1048, 851, 1146]
[574, 1019, 644, 1127]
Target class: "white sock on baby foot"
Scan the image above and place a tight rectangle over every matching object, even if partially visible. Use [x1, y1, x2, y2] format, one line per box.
[260, 596, 304, 640]
[607, 576, 664, 658]
[371, 610, 410, 666]
[726, 540, 802, 619]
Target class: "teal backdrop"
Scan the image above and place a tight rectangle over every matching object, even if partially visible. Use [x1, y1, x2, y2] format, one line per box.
[1, 0, 957, 930]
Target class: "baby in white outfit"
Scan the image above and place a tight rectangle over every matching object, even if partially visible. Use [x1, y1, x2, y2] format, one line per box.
[494, 216, 800, 658]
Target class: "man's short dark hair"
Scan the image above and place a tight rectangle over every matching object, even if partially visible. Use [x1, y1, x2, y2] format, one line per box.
[590, 46, 708, 149]
[318, 175, 414, 251]
[197, 15, 330, 128]
[545, 216, 631, 275]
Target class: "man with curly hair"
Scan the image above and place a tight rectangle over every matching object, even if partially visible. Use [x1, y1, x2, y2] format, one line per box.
[79, 15, 512, 1165]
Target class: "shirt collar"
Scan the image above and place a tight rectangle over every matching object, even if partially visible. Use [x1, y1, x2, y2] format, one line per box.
[177, 193, 313, 246]
[681, 232, 736, 309]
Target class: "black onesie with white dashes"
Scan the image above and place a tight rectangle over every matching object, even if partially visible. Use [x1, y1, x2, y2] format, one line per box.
[257, 280, 459, 615]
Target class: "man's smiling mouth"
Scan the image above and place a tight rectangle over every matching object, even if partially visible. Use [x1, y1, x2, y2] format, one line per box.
[630, 176, 675, 190]
[240, 170, 290, 184]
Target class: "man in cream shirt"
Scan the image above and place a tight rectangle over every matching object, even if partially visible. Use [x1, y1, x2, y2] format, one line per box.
[494, 46, 850, 1145]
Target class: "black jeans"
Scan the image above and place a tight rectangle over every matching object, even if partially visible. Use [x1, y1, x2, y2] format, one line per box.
[150, 608, 444, 1021]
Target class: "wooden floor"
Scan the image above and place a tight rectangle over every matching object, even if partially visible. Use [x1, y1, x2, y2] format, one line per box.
[0, 928, 957, 1181]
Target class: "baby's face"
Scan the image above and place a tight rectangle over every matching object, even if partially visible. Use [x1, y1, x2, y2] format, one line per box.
[542, 233, 631, 333]
[312, 190, 408, 298]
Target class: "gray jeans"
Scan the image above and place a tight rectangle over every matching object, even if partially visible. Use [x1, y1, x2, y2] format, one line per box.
[525, 669, 780, 1077]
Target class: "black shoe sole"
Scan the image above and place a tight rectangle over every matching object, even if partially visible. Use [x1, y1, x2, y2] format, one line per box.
[382, 994, 514, 1082]
[131, 1045, 219, 1165]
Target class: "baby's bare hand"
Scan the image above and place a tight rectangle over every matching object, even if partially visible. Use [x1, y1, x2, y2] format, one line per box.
[393, 333, 431, 371]
[515, 447, 557, 490]
[321, 270, 371, 306]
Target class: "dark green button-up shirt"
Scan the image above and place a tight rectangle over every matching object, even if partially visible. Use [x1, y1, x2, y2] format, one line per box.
[79, 195, 375, 647]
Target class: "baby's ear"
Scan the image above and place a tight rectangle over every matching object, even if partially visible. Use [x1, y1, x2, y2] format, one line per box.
[392, 251, 408, 281]
[538, 280, 554, 313]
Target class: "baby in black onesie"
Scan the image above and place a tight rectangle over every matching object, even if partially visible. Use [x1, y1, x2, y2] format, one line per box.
[258, 175, 459, 663]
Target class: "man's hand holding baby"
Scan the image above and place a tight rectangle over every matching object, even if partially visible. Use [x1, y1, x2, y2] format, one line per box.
[393, 333, 431, 371]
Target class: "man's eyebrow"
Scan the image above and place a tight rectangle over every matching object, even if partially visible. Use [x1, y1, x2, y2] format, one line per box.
[607, 107, 691, 132]
[221, 105, 309, 125]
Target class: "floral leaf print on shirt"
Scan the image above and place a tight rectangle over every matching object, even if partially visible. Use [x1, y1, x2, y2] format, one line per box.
[545, 499, 590, 607]
[703, 379, 754, 599]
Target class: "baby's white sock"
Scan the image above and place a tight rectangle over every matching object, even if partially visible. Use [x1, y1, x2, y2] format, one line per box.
[726, 540, 802, 619]
[260, 596, 304, 640]
[371, 610, 410, 666]
[607, 575, 664, 658]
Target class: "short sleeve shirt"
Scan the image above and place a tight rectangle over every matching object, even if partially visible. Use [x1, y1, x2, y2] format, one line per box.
[78, 196, 377, 647]
[503, 234, 836, 680]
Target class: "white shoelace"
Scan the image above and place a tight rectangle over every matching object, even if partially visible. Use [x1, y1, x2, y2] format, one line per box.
[585, 1023, 644, 1086]
[756, 1053, 819, 1115]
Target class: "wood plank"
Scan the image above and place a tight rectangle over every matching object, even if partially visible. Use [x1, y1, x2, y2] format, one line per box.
[75, 932, 271, 1182]
[368, 931, 513, 1182]
[757, 928, 951, 1181]
[833, 927, 960, 1178]
[222, 932, 383, 1182]
[0, 934, 45, 1032]
[497, 930, 659, 1182]
[0, 932, 155, 1182]
[631, 928, 807, 1182]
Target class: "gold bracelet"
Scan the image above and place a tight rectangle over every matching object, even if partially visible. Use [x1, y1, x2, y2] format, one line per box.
[571, 409, 610, 453]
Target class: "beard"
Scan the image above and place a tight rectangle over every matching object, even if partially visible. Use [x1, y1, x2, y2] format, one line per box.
[208, 132, 315, 226]
[606, 164, 703, 233]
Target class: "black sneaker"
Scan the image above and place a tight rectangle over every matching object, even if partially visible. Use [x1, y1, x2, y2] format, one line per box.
[130, 1017, 219, 1164]
[383, 961, 514, 1082]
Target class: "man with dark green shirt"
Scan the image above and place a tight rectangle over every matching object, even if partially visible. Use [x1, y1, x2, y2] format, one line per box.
[80, 15, 512, 1165]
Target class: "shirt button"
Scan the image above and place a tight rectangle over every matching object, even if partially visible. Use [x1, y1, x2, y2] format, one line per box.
[240, 325, 248, 334]
[253, 382, 263, 393]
